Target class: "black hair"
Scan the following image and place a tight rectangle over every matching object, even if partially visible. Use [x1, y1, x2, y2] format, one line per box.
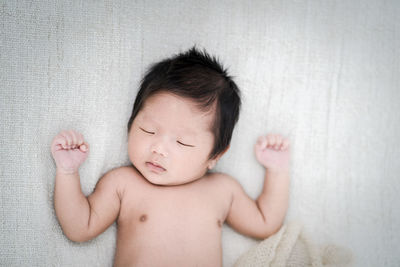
[127, 47, 241, 159]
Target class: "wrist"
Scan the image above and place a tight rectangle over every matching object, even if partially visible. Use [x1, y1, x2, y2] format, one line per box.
[266, 166, 289, 174]
[56, 168, 79, 176]
[265, 167, 290, 178]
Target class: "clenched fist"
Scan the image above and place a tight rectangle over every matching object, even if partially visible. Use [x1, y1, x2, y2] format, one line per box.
[254, 134, 290, 172]
[51, 130, 89, 175]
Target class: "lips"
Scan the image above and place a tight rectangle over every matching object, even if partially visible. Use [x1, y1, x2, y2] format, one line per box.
[146, 161, 166, 173]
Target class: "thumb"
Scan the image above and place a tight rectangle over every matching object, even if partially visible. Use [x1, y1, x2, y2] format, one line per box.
[79, 143, 89, 152]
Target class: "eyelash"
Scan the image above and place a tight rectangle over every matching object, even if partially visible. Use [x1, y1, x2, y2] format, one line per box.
[140, 127, 194, 147]
[177, 141, 194, 147]
[140, 127, 155, 134]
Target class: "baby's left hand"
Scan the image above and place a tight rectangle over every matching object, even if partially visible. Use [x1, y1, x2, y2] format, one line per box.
[255, 134, 290, 172]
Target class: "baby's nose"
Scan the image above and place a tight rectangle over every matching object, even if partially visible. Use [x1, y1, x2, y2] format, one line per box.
[151, 140, 168, 157]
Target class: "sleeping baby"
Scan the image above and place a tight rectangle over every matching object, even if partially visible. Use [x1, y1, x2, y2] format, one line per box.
[50, 47, 291, 266]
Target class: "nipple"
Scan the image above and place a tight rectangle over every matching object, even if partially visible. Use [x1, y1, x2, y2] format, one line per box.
[139, 214, 147, 222]
[217, 220, 222, 228]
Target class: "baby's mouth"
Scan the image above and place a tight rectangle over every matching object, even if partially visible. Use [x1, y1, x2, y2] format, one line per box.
[146, 161, 166, 173]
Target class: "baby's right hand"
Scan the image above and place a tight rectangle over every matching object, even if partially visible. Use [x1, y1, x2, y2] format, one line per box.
[51, 130, 89, 174]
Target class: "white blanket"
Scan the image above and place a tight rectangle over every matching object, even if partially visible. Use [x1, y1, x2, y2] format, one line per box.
[235, 221, 353, 267]
[1, 1, 399, 266]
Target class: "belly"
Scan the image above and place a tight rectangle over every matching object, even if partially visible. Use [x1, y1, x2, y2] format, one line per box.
[114, 215, 223, 267]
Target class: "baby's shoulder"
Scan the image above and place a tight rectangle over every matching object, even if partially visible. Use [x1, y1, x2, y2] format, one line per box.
[109, 165, 140, 177]
[203, 172, 244, 207]
[205, 172, 242, 191]
[98, 165, 143, 188]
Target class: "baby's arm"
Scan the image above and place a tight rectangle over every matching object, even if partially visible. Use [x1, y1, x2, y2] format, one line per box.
[51, 130, 123, 242]
[226, 134, 290, 239]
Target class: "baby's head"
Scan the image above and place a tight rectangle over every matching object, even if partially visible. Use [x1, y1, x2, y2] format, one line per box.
[127, 47, 241, 185]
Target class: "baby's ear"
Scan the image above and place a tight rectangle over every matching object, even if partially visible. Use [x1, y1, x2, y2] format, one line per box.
[208, 160, 217, 170]
[207, 145, 230, 170]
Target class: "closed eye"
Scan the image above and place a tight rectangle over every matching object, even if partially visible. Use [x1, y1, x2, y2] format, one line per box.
[140, 127, 155, 134]
[177, 141, 195, 147]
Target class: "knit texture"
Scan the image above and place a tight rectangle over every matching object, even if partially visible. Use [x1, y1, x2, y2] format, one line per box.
[235, 221, 353, 267]
[1, 1, 400, 266]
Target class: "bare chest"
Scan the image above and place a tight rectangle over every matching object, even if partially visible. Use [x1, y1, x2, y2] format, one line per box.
[114, 180, 229, 266]
[118, 184, 226, 235]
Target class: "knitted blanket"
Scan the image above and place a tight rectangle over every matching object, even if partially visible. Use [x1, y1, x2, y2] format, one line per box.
[235, 221, 353, 267]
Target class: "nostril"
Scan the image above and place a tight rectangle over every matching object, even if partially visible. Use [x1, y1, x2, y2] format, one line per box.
[153, 150, 166, 157]
[151, 147, 167, 157]
[150, 140, 168, 157]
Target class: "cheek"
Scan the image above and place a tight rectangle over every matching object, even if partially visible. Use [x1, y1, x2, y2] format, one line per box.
[128, 132, 146, 161]
[175, 150, 210, 172]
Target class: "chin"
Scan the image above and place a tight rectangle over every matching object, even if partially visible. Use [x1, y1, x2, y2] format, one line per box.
[143, 173, 198, 186]
[144, 176, 179, 186]
[139, 170, 171, 186]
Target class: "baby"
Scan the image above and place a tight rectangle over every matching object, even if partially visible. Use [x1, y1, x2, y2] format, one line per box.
[51, 47, 290, 267]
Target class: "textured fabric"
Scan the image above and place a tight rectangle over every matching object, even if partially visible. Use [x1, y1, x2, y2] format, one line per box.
[1, 1, 400, 266]
[235, 221, 353, 267]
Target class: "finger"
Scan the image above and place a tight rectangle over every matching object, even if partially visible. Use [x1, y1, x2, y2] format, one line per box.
[68, 130, 79, 148]
[77, 132, 84, 145]
[60, 131, 72, 148]
[257, 136, 263, 145]
[282, 138, 290, 150]
[72, 131, 83, 149]
[256, 136, 267, 149]
[59, 136, 68, 149]
[79, 141, 89, 152]
[51, 132, 67, 150]
[266, 134, 276, 147]
[75, 133, 82, 149]
[274, 135, 283, 149]
[52, 135, 67, 151]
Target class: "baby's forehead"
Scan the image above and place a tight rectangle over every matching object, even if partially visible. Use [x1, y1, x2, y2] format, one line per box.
[139, 92, 216, 132]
